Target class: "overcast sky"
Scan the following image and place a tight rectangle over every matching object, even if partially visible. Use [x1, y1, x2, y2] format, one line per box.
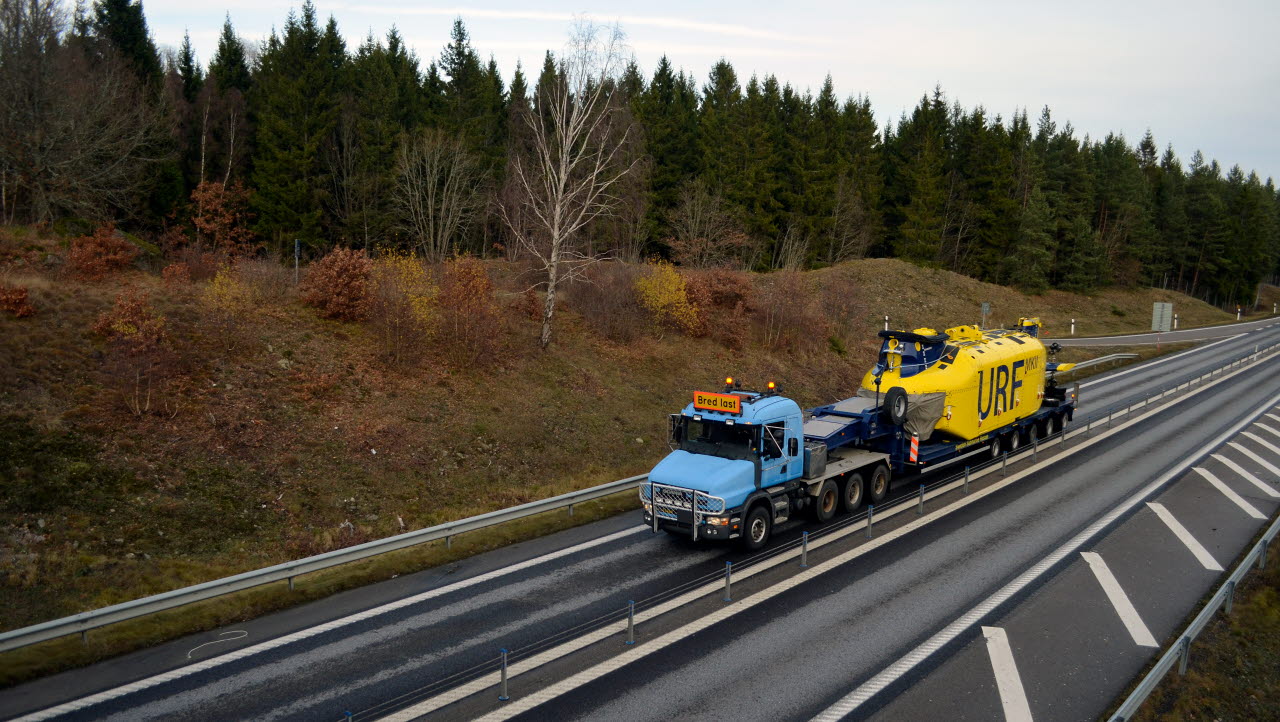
[144, 0, 1280, 184]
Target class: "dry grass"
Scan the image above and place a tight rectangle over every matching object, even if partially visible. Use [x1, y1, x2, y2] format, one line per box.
[0, 231, 1262, 688]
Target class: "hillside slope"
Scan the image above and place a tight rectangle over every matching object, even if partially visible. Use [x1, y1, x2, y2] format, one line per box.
[0, 240, 1249, 641]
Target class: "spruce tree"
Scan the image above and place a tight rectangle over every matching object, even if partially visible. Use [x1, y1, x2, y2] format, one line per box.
[208, 15, 251, 93]
[177, 31, 202, 104]
[92, 0, 162, 85]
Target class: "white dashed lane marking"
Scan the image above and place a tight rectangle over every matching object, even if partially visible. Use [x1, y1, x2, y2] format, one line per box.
[1211, 454, 1280, 498]
[1080, 552, 1158, 648]
[981, 626, 1034, 722]
[1145, 503, 1223, 571]
[1193, 467, 1266, 519]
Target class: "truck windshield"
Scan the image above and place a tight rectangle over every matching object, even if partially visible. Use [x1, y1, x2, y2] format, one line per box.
[680, 418, 757, 460]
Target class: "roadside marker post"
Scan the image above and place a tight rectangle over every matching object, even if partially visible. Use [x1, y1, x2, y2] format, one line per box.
[626, 601, 636, 645]
[917, 485, 924, 515]
[498, 649, 510, 701]
[723, 562, 733, 602]
[800, 532, 809, 568]
[866, 505, 874, 538]
[963, 467, 970, 495]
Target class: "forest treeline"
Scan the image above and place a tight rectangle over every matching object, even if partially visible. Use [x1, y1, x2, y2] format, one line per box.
[1, 0, 1278, 306]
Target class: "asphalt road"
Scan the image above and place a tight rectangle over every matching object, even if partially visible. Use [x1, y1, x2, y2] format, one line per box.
[1045, 316, 1279, 346]
[3, 325, 1280, 722]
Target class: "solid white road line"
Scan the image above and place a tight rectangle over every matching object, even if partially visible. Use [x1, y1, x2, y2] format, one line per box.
[1227, 441, 1280, 477]
[1079, 334, 1243, 388]
[14, 526, 648, 722]
[1242, 431, 1280, 457]
[1145, 503, 1223, 571]
[982, 626, 1035, 722]
[1080, 553, 1158, 648]
[1211, 454, 1280, 498]
[808, 387, 1280, 722]
[1193, 467, 1266, 520]
[1255, 423, 1280, 441]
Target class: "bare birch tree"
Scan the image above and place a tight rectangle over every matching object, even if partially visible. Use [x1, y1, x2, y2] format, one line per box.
[500, 22, 637, 348]
[392, 127, 485, 259]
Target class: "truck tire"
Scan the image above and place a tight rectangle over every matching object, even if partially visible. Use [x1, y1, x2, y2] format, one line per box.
[1026, 423, 1038, 448]
[741, 504, 772, 551]
[882, 387, 909, 425]
[1008, 429, 1022, 452]
[812, 479, 838, 522]
[841, 472, 865, 513]
[1050, 414, 1064, 435]
[869, 464, 890, 504]
[988, 437, 1001, 461]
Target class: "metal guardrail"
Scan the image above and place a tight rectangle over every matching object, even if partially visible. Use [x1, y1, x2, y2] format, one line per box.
[0, 473, 648, 653]
[1063, 352, 1139, 372]
[1109, 512, 1278, 721]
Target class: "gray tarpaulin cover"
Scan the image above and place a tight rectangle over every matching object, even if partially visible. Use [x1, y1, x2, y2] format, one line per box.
[856, 388, 947, 440]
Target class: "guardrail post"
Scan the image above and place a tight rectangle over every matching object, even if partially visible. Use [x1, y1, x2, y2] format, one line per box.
[288, 576, 294, 591]
[723, 561, 733, 602]
[498, 648, 510, 701]
[1225, 581, 1235, 615]
[963, 467, 970, 495]
[446, 535, 452, 550]
[866, 505, 874, 539]
[1060, 427, 1066, 449]
[568, 503, 574, 517]
[1108, 411, 1113, 429]
[1261, 538, 1269, 570]
[1177, 637, 1190, 675]
[1002, 452, 1008, 477]
[80, 630, 87, 644]
[800, 531, 809, 568]
[626, 600, 636, 645]
[917, 485, 925, 515]
[1032, 436, 1038, 463]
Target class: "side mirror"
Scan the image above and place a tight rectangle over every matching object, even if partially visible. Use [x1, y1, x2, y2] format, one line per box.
[668, 415, 683, 448]
[788, 437, 798, 457]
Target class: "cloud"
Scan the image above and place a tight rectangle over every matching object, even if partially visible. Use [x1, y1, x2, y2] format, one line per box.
[332, 4, 826, 44]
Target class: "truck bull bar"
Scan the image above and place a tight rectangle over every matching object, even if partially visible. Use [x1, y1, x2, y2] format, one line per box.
[640, 482, 727, 540]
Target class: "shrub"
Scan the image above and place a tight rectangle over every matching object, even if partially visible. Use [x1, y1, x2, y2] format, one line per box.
[0, 284, 35, 318]
[635, 260, 701, 337]
[301, 248, 373, 321]
[236, 257, 294, 304]
[686, 268, 754, 312]
[369, 251, 436, 364]
[92, 290, 175, 415]
[68, 223, 138, 281]
[190, 181, 257, 256]
[754, 271, 829, 353]
[161, 262, 192, 288]
[566, 263, 647, 342]
[437, 256, 503, 367]
[171, 245, 221, 281]
[201, 264, 257, 351]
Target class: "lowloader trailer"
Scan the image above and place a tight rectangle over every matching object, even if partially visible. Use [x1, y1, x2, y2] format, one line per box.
[641, 318, 1078, 550]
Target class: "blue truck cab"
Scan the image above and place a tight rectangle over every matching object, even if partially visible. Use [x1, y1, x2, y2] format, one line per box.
[642, 380, 891, 550]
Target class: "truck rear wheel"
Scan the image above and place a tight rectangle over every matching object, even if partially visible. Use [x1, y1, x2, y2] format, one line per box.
[869, 464, 890, 504]
[812, 479, 838, 522]
[1026, 424, 1038, 448]
[988, 437, 1000, 461]
[841, 472, 865, 513]
[741, 504, 772, 551]
[1008, 430, 1022, 452]
[1050, 414, 1064, 435]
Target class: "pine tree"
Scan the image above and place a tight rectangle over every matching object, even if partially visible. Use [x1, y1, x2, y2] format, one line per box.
[251, 1, 343, 252]
[895, 137, 946, 264]
[636, 57, 700, 244]
[177, 31, 202, 104]
[208, 15, 251, 93]
[92, 0, 162, 85]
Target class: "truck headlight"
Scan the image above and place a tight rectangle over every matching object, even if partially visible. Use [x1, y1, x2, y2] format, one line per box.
[643, 503, 652, 512]
[705, 516, 729, 526]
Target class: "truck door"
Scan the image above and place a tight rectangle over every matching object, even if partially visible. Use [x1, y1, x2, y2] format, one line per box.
[761, 421, 796, 486]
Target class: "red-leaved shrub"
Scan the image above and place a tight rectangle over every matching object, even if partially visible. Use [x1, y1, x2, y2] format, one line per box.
[301, 248, 373, 321]
[0, 284, 36, 318]
[162, 262, 192, 288]
[565, 263, 647, 342]
[437, 256, 503, 367]
[93, 290, 175, 415]
[69, 224, 138, 281]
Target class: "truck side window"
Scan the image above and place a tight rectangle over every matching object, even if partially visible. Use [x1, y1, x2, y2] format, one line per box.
[762, 423, 785, 459]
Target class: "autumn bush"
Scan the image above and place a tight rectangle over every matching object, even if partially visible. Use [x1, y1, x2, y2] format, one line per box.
[92, 290, 175, 415]
[170, 245, 221, 281]
[437, 256, 503, 367]
[754, 271, 829, 353]
[369, 250, 436, 365]
[566, 262, 647, 343]
[236, 257, 294, 304]
[686, 268, 754, 313]
[635, 260, 702, 337]
[301, 248, 373, 321]
[0, 284, 36, 318]
[161, 262, 192, 288]
[190, 181, 257, 256]
[201, 264, 257, 351]
[68, 223, 138, 281]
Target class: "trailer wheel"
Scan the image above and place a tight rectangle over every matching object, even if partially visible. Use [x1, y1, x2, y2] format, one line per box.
[1008, 429, 1022, 452]
[1050, 414, 1064, 435]
[741, 504, 772, 551]
[812, 480, 838, 522]
[841, 472, 865, 513]
[869, 464, 890, 503]
[1027, 423, 1038, 448]
[882, 387, 909, 425]
[988, 437, 1000, 461]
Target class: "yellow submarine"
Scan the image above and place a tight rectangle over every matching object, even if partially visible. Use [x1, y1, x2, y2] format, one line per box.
[860, 318, 1074, 441]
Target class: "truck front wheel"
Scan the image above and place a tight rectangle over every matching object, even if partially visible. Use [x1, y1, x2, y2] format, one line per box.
[841, 472, 865, 513]
[812, 480, 838, 522]
[741, 504, 772, 551]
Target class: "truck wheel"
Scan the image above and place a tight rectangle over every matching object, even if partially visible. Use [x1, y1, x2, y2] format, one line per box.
[869, 464, 890, 504]
[741, 504, 772, 551]
[1050, 414, 1064, 434]
[841, 472, 865, 513]
[988, 437, 1000, 461]
[812, 480, 838, 522]
[882, 387, 909, 425]
[1008, 430, 1022, 452]
[1027, 424, 1038, 447]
